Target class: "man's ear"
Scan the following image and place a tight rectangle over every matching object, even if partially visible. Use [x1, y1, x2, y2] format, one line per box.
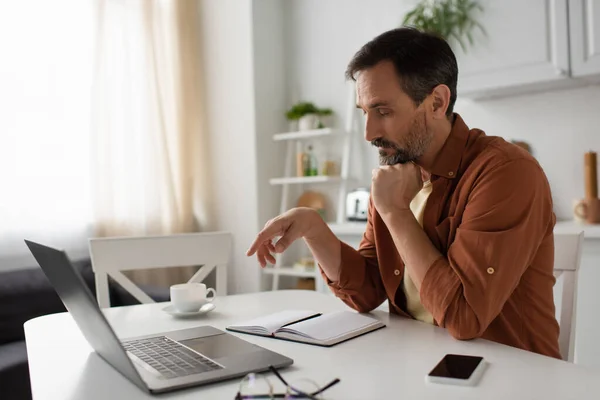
[430, 84, 451, 118]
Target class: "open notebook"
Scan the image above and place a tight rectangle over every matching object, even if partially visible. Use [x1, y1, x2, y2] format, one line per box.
[226, 310, 385, 347]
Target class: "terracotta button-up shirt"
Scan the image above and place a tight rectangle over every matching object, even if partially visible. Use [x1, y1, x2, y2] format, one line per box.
[323, 114, 561, 359]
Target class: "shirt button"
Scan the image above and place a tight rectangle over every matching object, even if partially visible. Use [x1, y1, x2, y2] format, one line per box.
[448, 171, 455, 176]
[487, 267, 495, 275]
[394, 269, 400, 276]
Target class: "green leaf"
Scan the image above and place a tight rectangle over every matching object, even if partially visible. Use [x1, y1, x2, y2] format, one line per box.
[400, 0, 484, 53]
[474, 20, 487, 36]
[466, 31, 474, 45]
[451, 33, 467, 53]
[285, 102, 332, 120]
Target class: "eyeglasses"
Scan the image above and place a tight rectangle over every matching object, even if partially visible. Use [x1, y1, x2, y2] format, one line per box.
[234, 365, 340, 399]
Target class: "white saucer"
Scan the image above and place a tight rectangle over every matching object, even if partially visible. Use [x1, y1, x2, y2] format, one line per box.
[162, 302, 216, 318]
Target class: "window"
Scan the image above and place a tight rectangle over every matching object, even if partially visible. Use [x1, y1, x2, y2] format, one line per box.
[0, 1, 94, 269]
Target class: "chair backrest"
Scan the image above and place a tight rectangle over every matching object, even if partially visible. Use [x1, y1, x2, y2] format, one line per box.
[89, 232, 232, 308]
[553, 231, 584, 362]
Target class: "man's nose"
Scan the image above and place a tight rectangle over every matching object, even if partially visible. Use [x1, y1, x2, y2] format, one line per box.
[364, 115, 378, 142]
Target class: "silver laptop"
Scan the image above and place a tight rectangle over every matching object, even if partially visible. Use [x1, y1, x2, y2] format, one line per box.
[25, 240, 293, 394]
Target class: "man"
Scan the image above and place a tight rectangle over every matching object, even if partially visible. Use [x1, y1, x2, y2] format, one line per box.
[247, 28, 560, 359]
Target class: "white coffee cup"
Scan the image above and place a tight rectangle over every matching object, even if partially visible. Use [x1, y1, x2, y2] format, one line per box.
[170, 282, 216, 312]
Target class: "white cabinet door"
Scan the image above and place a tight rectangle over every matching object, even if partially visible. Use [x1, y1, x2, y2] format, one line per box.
[456, 0, 569, 98]
[569, 0, 600, 77]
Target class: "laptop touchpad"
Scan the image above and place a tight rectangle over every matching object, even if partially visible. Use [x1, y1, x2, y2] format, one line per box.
[179, 334, 261, 360]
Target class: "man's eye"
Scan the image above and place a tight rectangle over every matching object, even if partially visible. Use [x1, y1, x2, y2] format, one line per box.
[378, 108, 390, 116]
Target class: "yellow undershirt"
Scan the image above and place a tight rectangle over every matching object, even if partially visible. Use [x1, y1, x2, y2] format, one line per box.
[402, 180, 435, 324]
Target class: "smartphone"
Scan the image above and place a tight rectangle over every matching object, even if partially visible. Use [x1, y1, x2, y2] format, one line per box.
[426, 354, 486, 386]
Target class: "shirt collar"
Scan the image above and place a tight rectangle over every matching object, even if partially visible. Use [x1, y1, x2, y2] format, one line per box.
[429, 113, 470, 179]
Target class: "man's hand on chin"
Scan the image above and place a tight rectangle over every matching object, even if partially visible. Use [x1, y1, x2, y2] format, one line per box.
[371, 162, 423, 222]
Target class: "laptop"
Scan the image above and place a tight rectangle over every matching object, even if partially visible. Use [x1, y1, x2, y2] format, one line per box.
[25, 240, 293, 394]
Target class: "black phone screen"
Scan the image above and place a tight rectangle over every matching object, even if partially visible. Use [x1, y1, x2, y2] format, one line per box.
[428, 354, 484, 380]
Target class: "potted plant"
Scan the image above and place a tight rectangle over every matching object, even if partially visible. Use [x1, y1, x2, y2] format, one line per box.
[285, 102, 333, 131]
[402, 0, 485, 52]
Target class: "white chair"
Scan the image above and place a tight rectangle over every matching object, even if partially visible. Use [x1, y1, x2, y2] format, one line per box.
[553, 231, 584, 362]
[89, 232, 231, 308]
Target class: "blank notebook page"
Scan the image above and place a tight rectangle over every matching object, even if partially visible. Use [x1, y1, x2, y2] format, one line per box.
[284, 311, 381, 341]
[232, 310, 318, 334]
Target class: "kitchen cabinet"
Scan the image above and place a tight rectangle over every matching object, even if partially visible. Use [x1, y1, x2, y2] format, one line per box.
[570, 0, 600, 77]
[456, 0, 570, 98]
[456, 0, 600, 99]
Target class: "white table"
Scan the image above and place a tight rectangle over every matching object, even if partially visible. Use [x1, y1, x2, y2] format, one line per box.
[24, 290, 600, 400]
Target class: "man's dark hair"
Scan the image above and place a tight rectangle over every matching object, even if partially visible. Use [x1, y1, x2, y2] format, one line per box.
[346, 27, 458, 117]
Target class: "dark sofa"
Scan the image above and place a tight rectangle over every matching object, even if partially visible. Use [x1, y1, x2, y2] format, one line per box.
[0, 260, 169, 400]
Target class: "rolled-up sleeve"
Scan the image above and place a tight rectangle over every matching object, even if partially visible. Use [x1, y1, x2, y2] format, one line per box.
[420, 158, 554, 340]
[319, 199, 386, 312]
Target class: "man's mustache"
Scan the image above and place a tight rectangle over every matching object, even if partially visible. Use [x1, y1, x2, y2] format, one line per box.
[371, 138, 398, 150]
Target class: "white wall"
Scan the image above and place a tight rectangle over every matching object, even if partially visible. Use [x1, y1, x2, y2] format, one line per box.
[252, 0, 288, 230]
[252, 0, 291, 290]
[283, 0, 600, 368]
[456, 88, 600, 219]
[198, 0, 260, 294]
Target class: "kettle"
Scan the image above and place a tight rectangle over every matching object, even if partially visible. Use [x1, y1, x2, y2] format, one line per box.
[345, 188, 370, 221]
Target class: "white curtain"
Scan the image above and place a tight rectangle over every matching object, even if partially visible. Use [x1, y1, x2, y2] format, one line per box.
[92, 0, 210, 286]
[0, 1, 95, 270]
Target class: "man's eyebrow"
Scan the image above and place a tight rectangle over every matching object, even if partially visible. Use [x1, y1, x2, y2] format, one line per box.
[356, 101, 390, 110]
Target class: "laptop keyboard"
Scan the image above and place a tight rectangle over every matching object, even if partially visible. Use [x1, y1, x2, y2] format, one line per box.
[123, 336, 223, 380]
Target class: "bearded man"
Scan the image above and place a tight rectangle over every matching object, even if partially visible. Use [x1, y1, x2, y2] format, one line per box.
[247, 28, 561, 359]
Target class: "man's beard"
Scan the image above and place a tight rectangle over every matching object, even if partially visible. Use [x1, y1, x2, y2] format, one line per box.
[371, 138, 413, 165]
[371, 112, 431, 166]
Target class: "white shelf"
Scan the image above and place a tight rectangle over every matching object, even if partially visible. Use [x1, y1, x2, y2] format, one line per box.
[265, 82, 359, 292]
[269, 175, 341, 185]
[262, 266, 317, 278]
[328, 222, 367, 235]
[273, 128, 337, 141]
